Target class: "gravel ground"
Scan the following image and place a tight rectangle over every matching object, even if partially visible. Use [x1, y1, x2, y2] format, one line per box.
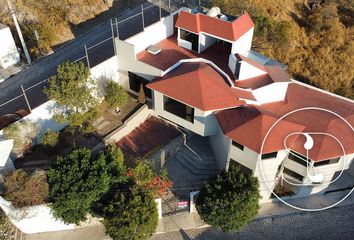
[153, 203, 354, 240]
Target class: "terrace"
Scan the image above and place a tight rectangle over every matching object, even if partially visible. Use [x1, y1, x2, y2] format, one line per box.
[136, 35, 234, 79]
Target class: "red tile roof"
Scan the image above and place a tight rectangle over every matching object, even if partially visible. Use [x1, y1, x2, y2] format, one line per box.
[217, 83, 354, 161]
[147, 62, 244, 111]
[137, 35, 234, 78]
[216, 107, 305, 154]
[176, 11, 254, 42]
[234, 54, 291, 89]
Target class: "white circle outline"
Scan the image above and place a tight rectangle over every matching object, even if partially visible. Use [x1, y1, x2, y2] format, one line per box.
[259, 107, 354, 211]
[282, 132, 346, 186]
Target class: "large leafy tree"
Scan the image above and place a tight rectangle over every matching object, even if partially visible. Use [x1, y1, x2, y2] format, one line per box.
[48, 148, 110, 224]
[44, 61, 98, 132]
[101, 186, 158, 240]
[196, 166, 260, 232]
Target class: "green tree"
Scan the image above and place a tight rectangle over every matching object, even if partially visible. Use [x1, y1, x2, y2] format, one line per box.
[40, 129, 59, 147]
[104, 80, 129, 109]
[195, 166, 260, 232]
[48, 148, 110, 224]
[44, 61, 98, 133]
[3, 120, 40, 157]
[102, 186, 158, 240]
[138, 84, 146, 104]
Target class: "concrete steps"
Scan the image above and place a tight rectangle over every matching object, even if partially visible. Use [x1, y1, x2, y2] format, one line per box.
[175, 135, 219, 176]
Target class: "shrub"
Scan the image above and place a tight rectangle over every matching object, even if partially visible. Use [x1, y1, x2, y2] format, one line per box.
[3, 120, 40, 157]
[4, 169, 49, 208]
[127, 161, 172, 198]
[138, 84, 146, 104]
[40, 129, 59, 147]
[48, 148, 110, 224]
[195, 166, 260, 232]
[101, 186, 158, 240]
[0, 208, 11, 240]
[104, 80, 128, 109]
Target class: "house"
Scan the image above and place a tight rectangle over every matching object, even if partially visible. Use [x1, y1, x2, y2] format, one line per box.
[114, 7, 354, 202]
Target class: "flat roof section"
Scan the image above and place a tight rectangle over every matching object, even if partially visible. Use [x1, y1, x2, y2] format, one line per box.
[137, 35, 234, 79]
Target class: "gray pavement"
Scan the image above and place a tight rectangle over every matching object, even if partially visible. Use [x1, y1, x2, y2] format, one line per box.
[153, 203, 354, 240]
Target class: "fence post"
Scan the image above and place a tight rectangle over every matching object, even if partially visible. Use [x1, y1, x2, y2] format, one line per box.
[115, 18, 119, 39]
[84, 44, 90, 69]
[110, 19, 117, 56]
[159, 0, 162, 19]
[21, 85, 32, 113]
[141, 4, 145, 30]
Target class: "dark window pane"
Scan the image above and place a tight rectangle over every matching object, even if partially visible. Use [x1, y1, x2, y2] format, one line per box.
[232, 140, 244, 151]
[283, 168, 304, 182]
[128, 72, 152, 98]
[288, 151, 309, 166]
[163, 96, 194, 123]
[261, 151, 278, 160]
[229, 159, 252, 175]
[314, 157, 340, 167]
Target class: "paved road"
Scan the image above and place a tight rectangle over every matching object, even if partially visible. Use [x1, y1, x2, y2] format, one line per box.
[153, 203, 354, 240]
[0, 1, 172, 115]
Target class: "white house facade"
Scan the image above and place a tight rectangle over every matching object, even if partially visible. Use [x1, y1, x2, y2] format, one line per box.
[113, 7, 354, 202]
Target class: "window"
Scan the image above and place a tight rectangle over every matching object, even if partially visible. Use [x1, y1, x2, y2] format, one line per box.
[229, 159, 252, 175]
[128, 72, 152, 98]
[232, 140, 244, 151]
[234, 60, 241, 79]
[314, 157, 340, 167]
[163, 96, 194, 123]
[261, 151, 278, 160]
[179, 29, 199, 52]
[288, 151, 310, 167]
[283, 168, 304, 182]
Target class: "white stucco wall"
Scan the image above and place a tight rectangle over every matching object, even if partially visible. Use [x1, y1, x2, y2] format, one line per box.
[125, 13, 175, 53]
[199, 33, 217, 53]
[153, 91, 216, 136]
[0, 25, 20, 69]
[228, 54, 237, 75]
[0, 139, 14, 173]
[90, 56, 119, 98]
[253, 82, 289, 103]
[238, 60, 266, 80]
[231, 27, 254, 55]
[209, 125, 230, 171]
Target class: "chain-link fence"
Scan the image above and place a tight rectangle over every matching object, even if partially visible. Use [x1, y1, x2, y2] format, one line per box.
[0, 0, 210, 116]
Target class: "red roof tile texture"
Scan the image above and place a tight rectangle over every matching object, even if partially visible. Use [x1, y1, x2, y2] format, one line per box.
[176, 11, 254, 42]
[147, 62, 244, 111]
[216, 83, 354, 161]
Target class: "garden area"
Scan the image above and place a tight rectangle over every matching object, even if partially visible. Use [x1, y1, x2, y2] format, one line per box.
[2, 61, 146, 171]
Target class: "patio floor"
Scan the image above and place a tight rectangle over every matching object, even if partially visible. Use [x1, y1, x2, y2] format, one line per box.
[137, 35, 234, 79]
[115, 116, 180, 158]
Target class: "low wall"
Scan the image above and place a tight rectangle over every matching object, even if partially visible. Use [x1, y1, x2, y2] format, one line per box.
[90, 56, 119, 98]
[104, 104, 154, 144]
[0, 196, 102, 235]
[148, 134, 184, 170]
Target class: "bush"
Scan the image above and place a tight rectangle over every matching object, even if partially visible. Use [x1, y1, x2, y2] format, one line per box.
[104, 80, 128, 109]
[101, 186, 158, 240]
[0, 208, 11, 240]
[3, 120, 40, 157]
[127, 161, 172, 198]
[48, 148, 110, 224]
[195, 166, 260, 232]
[40, 129, 59, 147]
[4, 169, 49, 208]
